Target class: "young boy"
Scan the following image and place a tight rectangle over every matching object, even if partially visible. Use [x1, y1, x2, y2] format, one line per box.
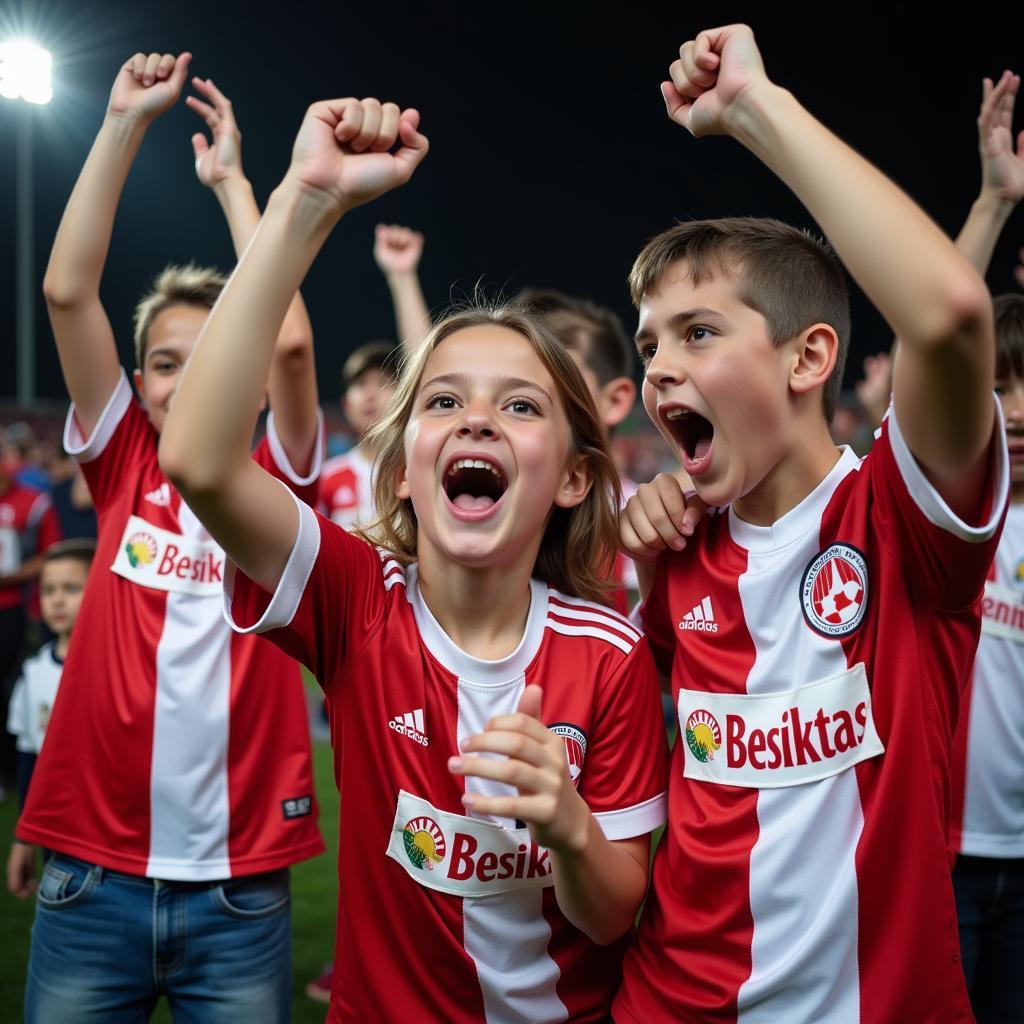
[614, 26, 1007, 1024]
[6, 539, 95, 898]
[320, 342, 397, 529]
[15, 54, 323, 1021]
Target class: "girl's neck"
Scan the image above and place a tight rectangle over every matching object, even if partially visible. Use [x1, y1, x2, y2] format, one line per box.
[55, 633, 71, 660]
[1012, 480, 1024, 506]
[415, 546, 537, 661]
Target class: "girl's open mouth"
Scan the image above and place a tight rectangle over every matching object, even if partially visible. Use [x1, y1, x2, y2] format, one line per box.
[443, 457, 509, 517]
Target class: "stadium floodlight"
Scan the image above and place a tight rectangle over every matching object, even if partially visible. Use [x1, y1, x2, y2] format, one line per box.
[0, 39, 53, 105]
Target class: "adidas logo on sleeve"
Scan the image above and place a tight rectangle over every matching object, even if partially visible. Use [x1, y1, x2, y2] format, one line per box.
[679, 596, 718, 633]
[389, 708, 430, 747]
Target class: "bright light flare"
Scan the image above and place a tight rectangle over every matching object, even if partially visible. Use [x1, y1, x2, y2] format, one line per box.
[0, 39, 52, 104]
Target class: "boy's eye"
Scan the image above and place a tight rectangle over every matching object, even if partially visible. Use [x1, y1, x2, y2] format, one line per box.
[688, 326, 712, 342]
[638, 343, 658, 365]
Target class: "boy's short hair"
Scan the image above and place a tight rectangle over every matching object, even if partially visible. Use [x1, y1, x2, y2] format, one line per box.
[133, 263, 227, 369]
[516, 288, 634, 386]
[43, 538, 97, 571]
[994, 293, 1024, 381]
[342, 341, 398, 391]
[629, 217, 851, 422]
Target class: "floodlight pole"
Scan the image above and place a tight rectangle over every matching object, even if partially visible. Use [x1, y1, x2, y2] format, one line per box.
[16, 102, 34, 404]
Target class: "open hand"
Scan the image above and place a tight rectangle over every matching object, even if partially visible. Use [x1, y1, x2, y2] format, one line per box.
[978, 71, 1024, 206]
[187, 76, 245, 189]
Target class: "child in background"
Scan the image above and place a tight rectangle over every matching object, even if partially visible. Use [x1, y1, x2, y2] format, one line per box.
[6, 539, 95, 898]
[615, 25, 1006, 1023]
[159, 93, 669, 1022]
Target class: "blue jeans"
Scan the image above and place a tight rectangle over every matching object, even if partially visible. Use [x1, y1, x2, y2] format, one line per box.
[25, 853, 292, 1023]
[953, 854, 1024, 1024]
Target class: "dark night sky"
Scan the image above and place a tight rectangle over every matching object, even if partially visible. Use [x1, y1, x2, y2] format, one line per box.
[0, 0, 1021, 403]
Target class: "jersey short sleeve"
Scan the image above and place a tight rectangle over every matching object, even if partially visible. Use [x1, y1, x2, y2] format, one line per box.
[224, 490, 387, 688]
[63, 371, 152, 512]
[584, 639, 669, 839]
[870, 402, 1008, 608]
[256, 409, 324, 508]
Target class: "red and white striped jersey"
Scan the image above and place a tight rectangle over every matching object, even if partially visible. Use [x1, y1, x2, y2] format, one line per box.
[319, 445, 375, 529]
[17, 372, 325, 880]
[0, 480, 61, 611]
[614, 408, 1008, 1024]
[950, 500, 1024, 858]
[225, 496, 670, 1023]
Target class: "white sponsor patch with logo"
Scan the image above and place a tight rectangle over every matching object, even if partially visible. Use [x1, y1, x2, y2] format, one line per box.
[678, 663, 885, 789]
[111, 515, 225, 597]
[386, 790, 554, 898]
[981, 580, 1024, 644]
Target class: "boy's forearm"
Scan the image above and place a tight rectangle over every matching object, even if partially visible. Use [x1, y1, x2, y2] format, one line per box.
[731, 84, 989, 351]
[212, 177, 320, 465]
[551, 817, 648, 946]
[43, 115, 147, 306]
[161, 179, 336, 488]
[955, 191, 1017, 276]
[387, 271, 431, 352]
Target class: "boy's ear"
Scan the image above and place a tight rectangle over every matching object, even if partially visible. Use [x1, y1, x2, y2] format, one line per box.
[789, 324, 838, 402]
[597, 376, 638, 429]
[554, 455, 593, 510]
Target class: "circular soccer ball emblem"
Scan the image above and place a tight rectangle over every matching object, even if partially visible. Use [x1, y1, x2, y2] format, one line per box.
[402, 816, 446, 871]
[549, 723, 588, 787]
[801, 543, 868, 637]
[685, 709, 722, 763]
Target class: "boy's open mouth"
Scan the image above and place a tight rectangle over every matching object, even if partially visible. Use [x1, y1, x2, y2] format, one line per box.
[443, 457, 509, 512]
[663, 406, 714, 464]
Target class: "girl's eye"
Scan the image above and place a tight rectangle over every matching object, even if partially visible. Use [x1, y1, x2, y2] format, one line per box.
[426, 393, 458, 410]
[506, 398, 539, 415]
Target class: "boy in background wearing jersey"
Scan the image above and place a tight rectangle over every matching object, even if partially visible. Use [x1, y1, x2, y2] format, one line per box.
[615, 25, 1007, 1024]
[320, 343, 397, 529]
[6, 539, 94, 897]
[376, 225, 647, 613]
[15, 54, 324, 1022]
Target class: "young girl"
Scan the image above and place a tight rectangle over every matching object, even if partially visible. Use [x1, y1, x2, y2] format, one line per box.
[159, 96, 668, 1022]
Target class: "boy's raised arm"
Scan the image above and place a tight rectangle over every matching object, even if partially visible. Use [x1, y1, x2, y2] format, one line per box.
[374, 223, 431, 353]
[43, 52, 192, 436]
[188, 76, 319, 470]
[159, 98, 428, 593]
[665, 26, 996, 516]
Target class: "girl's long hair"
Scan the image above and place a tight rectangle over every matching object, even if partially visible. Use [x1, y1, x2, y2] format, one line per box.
[354, 302, 622, 604]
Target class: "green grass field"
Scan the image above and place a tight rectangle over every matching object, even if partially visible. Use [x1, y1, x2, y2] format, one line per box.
[0, 734, 340, 1024]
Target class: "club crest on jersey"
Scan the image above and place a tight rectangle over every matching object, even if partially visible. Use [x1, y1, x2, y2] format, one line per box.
[125, 531, 157, 568]
[549, 723, 587, 786]
[685, 709, 722, 763]
[800, 543, 868, 638]
[1014, 558, 1024, 587]
[402, 816, 447, 871]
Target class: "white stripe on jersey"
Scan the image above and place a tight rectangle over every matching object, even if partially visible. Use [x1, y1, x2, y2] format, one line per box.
[456, 671, 568, 1024]
[547, 600, 643, 644]
[148, 500, 232, 880]
[547, 591, 643, 641]
[545, 619, 634, 656]
[733, 518, 862, 1023]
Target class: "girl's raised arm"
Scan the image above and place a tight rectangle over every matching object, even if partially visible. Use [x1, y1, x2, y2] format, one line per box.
[159, 97, 428, 593]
